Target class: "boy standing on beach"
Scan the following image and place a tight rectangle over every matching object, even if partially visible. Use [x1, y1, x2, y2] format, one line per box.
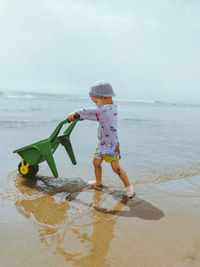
[67, 81, 134, 198]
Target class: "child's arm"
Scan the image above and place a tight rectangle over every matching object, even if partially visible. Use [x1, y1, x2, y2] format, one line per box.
[67, 107, 101, 122]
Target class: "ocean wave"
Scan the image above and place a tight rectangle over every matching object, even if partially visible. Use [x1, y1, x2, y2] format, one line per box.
[0, 119, 59, 128]
[0, 107, 43, 112]
[1, 92, 37, 99]
[1, 90, 200, 107]
[117, 99, 200, 107]
[133, 164, 200, 185]
[0, 91, 89, 104]
[0, 91, 61, 100]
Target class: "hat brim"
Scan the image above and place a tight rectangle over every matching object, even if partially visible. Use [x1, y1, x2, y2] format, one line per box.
[89, 92, 116, 97]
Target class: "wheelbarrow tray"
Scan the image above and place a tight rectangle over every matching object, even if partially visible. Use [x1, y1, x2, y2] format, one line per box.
[13, 137, 60, 165]
[13, 119, 79, 178]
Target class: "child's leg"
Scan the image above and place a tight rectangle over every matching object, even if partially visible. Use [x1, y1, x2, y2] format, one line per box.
[110, 160, 134, 197]
[110, 160, 131, 187]
[90, 158, 104, 186]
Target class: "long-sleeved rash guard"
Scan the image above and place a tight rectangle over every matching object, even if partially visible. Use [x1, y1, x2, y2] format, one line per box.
[76, 104, 119, 155]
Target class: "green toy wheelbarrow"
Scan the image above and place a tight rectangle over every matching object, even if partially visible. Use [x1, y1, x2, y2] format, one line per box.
[13, 115, 80, 178]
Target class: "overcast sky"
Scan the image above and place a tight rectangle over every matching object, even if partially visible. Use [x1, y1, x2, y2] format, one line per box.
[0, 0, 200, 103]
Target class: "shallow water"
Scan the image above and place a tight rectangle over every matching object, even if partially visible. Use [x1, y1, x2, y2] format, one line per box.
[1, 91, 200, 266]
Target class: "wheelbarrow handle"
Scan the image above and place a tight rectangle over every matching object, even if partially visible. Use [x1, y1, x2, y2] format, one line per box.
[66, 113, 80, 123]
[49, 114, 80, 142]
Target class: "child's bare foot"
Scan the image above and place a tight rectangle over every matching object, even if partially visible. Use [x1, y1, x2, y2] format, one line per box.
[87, 180, 102, 186]
[87, 180, 104, 189]
[126, 185, 135, 198]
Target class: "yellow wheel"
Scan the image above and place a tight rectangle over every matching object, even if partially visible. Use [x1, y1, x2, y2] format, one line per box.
[19, 158, 30, 175]
[18, 158, 39, 177]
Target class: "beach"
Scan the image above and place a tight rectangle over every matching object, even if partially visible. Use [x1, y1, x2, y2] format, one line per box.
[0, 91, 200, 266]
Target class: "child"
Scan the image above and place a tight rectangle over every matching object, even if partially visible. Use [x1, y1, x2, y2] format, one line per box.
[67, 81, 134, 198]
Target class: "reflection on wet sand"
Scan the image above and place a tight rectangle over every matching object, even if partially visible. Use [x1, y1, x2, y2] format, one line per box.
[14, 175, 164, 266]
[54, 190, 120, 267]
[93, 188, 165, 220]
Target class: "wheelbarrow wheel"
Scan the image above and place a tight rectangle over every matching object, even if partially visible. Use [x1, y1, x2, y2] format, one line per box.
[18, 161, 39, 177]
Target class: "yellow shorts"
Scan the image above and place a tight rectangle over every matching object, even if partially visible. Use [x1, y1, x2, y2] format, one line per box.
[102, 154, 119, 162]
[94, 150, 120, 163]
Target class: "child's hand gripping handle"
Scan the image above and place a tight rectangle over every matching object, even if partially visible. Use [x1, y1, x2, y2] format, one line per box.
[66, 113, 80, 123]
[49, 114, 80, 142]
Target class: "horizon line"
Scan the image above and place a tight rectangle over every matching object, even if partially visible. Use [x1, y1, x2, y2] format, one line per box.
[0, 88, 199, 107]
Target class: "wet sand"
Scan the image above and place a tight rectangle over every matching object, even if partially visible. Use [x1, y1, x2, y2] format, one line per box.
[0, 170, 200, 267]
